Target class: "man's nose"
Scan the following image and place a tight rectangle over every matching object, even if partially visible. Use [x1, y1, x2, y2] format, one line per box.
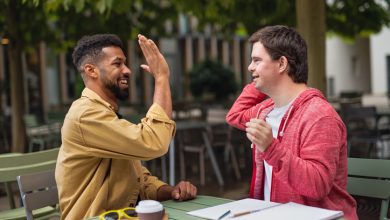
[124, 65, 131, 75]
[248, 63, 254, 72]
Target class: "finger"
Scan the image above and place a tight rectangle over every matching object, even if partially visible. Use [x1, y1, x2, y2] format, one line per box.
[190, 184, 197, 198]
[246, 123, 267, 136]
[247, 119, 266, 129]
[246, 132, 254, 143]
[138, 35, 152, 58]
[138, 40, 151, 59]
[172, 188, 180, 200]
[140, 64, 151, 73]
[180, 183, 189, 200]
[185, 182, 192, 199]
[148, 39, 162, 58]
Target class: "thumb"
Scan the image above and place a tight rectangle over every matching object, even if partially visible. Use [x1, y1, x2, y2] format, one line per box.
[140, 64, 151, 73]
[172, 188, 180, 200]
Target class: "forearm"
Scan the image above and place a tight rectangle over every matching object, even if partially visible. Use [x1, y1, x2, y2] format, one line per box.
[153, 77, 172, 119]
[156, 184, 174, 201]
[226, 83, 267, 129]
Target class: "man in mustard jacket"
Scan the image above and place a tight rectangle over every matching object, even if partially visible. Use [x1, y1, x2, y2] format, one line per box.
[55, 33, 197, 219]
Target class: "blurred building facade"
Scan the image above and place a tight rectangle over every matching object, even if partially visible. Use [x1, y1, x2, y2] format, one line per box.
[327, 27, 390, 97]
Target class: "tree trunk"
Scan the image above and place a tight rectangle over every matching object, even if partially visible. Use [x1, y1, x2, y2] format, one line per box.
[296, 0, 327, 95]
[7, 1, 26, 152]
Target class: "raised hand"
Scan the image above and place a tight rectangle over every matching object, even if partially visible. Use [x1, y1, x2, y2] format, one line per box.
[138, 34, 170, 80]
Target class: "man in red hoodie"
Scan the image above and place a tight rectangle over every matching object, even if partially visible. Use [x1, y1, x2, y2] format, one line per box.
[226, 25, 357, 220]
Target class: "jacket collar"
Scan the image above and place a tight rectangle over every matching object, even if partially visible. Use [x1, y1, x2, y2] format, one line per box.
[81, 88, 118, 112]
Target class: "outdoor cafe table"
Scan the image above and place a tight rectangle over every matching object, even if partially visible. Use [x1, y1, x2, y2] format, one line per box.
[168, 120, 224, 186]
[162, 195, 232, 219]
[87, 195, 232, 220]
[88, 195, 346, 219]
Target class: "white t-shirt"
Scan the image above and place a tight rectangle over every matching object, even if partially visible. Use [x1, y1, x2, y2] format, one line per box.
[263, 102, 292, 201]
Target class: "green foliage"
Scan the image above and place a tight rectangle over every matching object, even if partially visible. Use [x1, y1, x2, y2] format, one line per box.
[326, 0, 390, 39]
[172, 0, 390, 40]
[172, 0, 295, 38]
[189, 60, 237, 101]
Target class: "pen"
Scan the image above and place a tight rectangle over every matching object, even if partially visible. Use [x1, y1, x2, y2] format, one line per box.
[218, 210, 231, 219]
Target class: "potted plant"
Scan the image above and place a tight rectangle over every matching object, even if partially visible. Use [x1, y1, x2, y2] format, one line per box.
[189, 59, 238, 102]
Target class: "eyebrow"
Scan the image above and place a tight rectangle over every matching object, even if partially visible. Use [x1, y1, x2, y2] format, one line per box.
[111, 56, 126, 63]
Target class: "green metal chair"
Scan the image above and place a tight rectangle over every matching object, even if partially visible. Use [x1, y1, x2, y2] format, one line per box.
[0, 148, 59, 220]
[23, 114, 50, 152]
[17, 170, 60, 220]
[347, 158, 390, 220]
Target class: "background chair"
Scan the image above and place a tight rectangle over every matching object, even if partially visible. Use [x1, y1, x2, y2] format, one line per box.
[177, 121, 224, 186]
[205, 108, 241, 180]
[341, 106, 390, 158]
[347, 158, 390, 220]
[17, 170, 60, 220]
[0, 148, 59, 220]
[24, 114, 50, 152]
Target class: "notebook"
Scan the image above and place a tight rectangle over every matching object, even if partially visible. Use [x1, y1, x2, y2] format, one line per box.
[186, 198, 343, 220]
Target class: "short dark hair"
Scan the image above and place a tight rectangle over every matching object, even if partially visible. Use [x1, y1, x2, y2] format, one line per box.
[72, 34, 124, 73]
[249, 25, 308, 83]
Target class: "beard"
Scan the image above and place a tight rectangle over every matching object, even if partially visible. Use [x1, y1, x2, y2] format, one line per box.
[105, 82, 129, 101]
[100, 69, 129, 101]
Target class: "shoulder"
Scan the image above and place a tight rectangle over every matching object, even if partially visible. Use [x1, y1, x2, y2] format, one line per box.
[66, 96, 112, 122]
[298, 97, 345, 132]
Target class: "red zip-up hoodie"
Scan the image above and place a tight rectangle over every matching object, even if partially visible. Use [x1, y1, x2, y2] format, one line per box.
[226, 83, 358, 220]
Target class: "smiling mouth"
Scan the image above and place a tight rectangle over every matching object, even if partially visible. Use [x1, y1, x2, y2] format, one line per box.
[119, 79, 129, 87]
[252, 75, 259, 80]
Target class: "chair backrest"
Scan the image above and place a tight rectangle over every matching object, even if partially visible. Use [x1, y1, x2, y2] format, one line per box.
[341, 106, 377, 136]
[205, 108, 231, 144]
[23, 114, 40, 128]
[17, 170, 59, 220]
[347, 158, 390, 220]
[206, 108, 229, 124]
[0, 148, 59, 167]
[362, 94, 390, 108]
[0, 148, 59, 209]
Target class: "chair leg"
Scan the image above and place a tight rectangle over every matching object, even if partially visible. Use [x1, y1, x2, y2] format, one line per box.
[379, 199, 389, 220]
[228, 143, 241, 180]
[199, 149, 205, 186]
[4, 182, 16, 209]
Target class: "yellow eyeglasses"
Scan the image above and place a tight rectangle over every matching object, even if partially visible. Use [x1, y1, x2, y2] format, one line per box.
[99, 207, 138, 220]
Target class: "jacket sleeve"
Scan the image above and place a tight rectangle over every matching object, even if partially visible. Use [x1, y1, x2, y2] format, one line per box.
[140, 166, 167, 200]
[226, 83, 267, 130]
[261, 116, 346, 200]
[77, 103, 176, 160]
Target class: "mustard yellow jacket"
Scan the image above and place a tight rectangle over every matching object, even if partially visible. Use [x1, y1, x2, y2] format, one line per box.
[55, 88, 176, 219]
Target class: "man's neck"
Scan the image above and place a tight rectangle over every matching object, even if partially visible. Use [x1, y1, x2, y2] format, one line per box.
[270, 83, 308, 108]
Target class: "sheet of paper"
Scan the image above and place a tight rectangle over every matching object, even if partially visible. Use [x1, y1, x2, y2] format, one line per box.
[186, 198, 279, 220]
[235, 202, 343, 220]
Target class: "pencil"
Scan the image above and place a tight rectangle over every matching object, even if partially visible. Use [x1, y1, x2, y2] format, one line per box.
[232, 210, 251, 217]
[231, 203, 283, 217]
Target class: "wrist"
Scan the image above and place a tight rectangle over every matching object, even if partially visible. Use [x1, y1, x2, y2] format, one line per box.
[155, 75, 169, 83]
[157, 185, 174, 201]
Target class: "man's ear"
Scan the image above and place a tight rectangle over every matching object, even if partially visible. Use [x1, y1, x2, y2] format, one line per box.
[279, 56, 289, 73]
[83, 64, 98, 79]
